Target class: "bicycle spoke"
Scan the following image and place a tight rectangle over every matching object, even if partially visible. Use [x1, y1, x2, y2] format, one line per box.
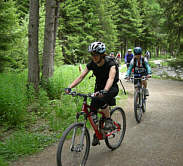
[105, 107, 126, 150]
[57, 123, 90, 166]
[142, 89, 146, 112]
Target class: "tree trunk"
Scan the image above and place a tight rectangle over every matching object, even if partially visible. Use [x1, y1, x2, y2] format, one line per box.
[42, 0, 58, 80]
[156, 46, 159, 57]
[28, 0, 40, 91]
[53, 1, 60, 51]
[179, 28, 183, 56]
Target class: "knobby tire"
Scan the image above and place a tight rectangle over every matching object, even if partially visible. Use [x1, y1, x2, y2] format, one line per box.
[134, 91, 142, 123]
[105, 107, 126, 150]
[142, 88, 146, 113]
[57, 122, 90, 166]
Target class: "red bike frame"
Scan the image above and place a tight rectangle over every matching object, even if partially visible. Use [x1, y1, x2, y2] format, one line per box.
[81, 99, 121, 140]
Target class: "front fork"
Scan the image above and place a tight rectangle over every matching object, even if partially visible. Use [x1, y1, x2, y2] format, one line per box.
[70, 114, 87, 152]
[135, 87, 142, 108]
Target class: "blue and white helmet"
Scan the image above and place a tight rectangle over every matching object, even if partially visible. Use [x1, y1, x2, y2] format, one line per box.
[88, 42, 106, 54]
[134, 47, 142, 55]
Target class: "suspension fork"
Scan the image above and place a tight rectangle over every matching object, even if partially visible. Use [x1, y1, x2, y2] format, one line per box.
[71, 119, 87, 151]
[80, 119, 87, 146]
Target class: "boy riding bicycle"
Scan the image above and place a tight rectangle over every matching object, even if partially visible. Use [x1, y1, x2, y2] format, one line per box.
[125, 47, 151, 96]
[124, 48, 134, 69]
[65, 42, 119, 146]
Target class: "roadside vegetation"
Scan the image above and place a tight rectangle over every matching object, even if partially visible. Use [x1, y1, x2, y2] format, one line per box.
[0, 64, 126, 165]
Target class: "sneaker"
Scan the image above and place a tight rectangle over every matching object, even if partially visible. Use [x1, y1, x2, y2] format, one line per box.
[104, 118, 114, 131]
[92, 134, 99, 146]
[145, 89, 149, 96]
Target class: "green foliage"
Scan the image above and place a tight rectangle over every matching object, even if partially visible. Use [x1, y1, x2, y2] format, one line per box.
[0, 72, 28, 126]
[0, 71, 52, 127]
[0, 131, 55, 161]
[148, 61, 157, 68]
[14, 0, 29, 21]
[45, 64, 95, 131]
[0, 156, 9, 166]
[0, 0, 23, 72]
[158, 0, 183, 56]
[168, 57, 183, 68]
[0, 65, 96, 163]
[114, 0, 142, 45]
[58, 0, 118, 64]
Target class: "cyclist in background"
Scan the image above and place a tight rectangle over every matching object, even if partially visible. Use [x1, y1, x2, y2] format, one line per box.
[116, 52, 121, 66]
[145, 50, 150, 61]
[124, 49, 134, 69]
[65, 42, 119, 146]
[125, 47, 151, 96]
[110, 52, 115, 57]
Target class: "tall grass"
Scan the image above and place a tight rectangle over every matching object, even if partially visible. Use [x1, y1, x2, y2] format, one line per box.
[0, 64, 127, 165]
[0, 72, 28, 126]
[0, 131, 55, 161]
[47, 64, 95, 131]
[0, 64, 96, 165]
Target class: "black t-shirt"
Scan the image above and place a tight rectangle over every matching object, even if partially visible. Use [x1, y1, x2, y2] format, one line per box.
[86, 57, 119, 91]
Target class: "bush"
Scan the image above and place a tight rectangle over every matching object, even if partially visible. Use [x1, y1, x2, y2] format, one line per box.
[0, 156, 9, 166]
[0, 72, 28, 126]
[0, 131, 55, 161]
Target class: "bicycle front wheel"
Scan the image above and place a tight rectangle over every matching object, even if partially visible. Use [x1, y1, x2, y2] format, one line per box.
[105, 107, 126, 150]
[142, 89, 146, 113]
[57, 122, 90, 166]
[134, 91, 143, 123]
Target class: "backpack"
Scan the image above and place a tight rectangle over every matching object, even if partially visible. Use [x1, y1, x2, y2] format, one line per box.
[105, 56, 119, 81]
[133, 57, 147, 74]
[105, 56, 119, 68]
[89, 56, 119, 81]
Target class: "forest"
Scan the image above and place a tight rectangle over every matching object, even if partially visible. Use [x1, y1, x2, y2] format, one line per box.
[1, 0, 183, 73]
[0, 0, 183, 165]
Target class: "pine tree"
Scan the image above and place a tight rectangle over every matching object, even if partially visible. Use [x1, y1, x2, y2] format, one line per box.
[0, 0, 20, 72]
[58, 0, 103, 64]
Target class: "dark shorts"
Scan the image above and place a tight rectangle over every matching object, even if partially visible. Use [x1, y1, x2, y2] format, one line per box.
[90, 84, 119, 112]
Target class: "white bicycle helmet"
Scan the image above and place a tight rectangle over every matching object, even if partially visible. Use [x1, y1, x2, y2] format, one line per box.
[88, 42, 106, 54]
[128, 49, 132, 52]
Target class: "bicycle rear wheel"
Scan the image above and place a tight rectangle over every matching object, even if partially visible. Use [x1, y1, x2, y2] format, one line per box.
[57, 122, 90, 166]
[134, 91, 143, 123]
[105, 107, 126, 150]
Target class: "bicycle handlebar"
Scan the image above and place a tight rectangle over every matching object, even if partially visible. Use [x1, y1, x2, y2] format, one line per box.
[66, 91, 95, 98]
[133, 75, 151, 80]
[133, 76, 148, 81]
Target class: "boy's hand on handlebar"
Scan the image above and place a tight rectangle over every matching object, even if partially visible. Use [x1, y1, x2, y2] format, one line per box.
[94, 90, 108, 97]
[124, 76, 130, 80]
[94, 91, 100, 97]
[65, 88, 71, 94]
[147, 75, 151, 78]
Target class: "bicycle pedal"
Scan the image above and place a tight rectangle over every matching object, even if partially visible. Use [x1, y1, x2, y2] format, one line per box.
[107, 134, 115, 139]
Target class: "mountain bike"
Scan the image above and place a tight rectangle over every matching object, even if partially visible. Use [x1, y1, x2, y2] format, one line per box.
[134, 76, 148, 123]
[57, 91, 126, 166]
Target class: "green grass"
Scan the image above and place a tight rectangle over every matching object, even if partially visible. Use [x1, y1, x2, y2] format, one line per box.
[167, 57, 183, 68]
[0, 72, 28, 126]
[0, 156, 9, 166]
[0, 64, 97, 165]
[0, 131, 55, 161]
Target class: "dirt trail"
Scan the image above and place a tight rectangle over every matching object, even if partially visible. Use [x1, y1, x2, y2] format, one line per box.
[11, 79, 183, 166]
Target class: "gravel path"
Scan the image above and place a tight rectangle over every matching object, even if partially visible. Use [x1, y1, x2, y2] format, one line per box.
[11, 78, 183, 166]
